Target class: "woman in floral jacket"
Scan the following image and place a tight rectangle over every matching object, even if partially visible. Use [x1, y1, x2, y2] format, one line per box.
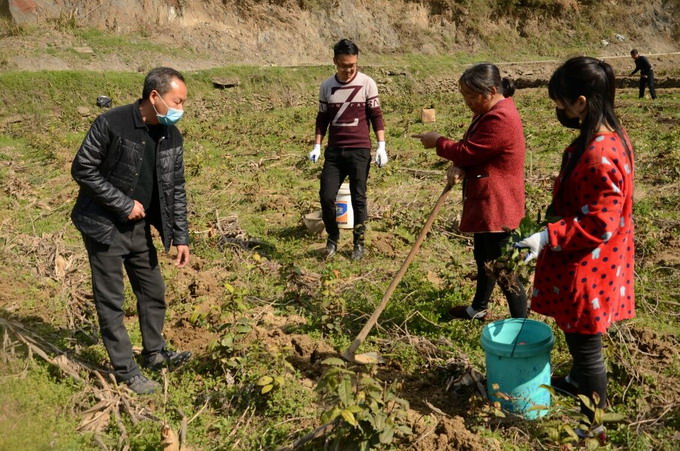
[517, 56, 635, 443]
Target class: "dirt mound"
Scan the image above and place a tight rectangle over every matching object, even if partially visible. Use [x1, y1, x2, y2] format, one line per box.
[409, 412, 497, 451]
[625, 326, 679, 364]
[369, 231, 399, 258]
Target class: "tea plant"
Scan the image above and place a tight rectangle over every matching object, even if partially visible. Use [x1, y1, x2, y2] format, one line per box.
[317, 271, 347, 335]
[221, 282, 249, 319]
[255, 348, 295, 395]
[489, 211, 561, 288]
[315, 358, 412, 449]
[539, 386, 625, 449]
[208, 317, 254, 380]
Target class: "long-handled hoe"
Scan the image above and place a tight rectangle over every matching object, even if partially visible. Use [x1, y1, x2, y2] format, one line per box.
[342, 182, 453, 364]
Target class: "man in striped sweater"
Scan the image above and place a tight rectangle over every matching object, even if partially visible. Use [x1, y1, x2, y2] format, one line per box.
[309, 39, 388, 261]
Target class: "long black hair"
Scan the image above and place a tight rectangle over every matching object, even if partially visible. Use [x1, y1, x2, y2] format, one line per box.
[459, 63, 515, 98]
[548, 56, 631, 199]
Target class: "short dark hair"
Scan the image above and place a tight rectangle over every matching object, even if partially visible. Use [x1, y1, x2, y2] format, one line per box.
[142, 67, 185, 100]
[459, 63, 515, 98]
[630, 49, 639, 56]
[333, 39, 360, 57]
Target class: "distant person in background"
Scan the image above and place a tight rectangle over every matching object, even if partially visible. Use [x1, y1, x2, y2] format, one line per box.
[412, 63, 527, 321]
[309, 38, 388, 261]
[516, 56, 635, 444]
[630, 49, 656, 99]
[71, 67, 192, 395]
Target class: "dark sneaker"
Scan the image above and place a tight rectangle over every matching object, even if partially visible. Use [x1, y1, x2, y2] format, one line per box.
[446, 305, 487, 321]
[550, 376, 579, 397]
[325, 239, 337, 259]
[351, 244, 365, 261]
[143, 348, 192, 371]
[124, 374, 160, 395]
[592, 425, 607, 446]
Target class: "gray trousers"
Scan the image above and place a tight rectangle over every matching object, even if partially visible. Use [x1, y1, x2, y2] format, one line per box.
[84, 219, 166, 381]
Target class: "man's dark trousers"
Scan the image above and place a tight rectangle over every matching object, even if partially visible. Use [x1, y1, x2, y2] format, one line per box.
[639, 71, 657, 99]
[84, 218, 166, 381]
[319, 147, 371, 244]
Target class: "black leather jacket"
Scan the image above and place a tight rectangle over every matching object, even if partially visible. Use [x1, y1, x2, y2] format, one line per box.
[71, 100, 189, 251]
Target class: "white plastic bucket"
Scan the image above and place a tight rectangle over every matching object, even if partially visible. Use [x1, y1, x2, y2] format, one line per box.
[335, 182, 354, 229]
[303, 210, 324, 235]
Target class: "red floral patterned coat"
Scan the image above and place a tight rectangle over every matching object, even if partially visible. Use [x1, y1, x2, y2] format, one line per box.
[531, 131, 635, 334]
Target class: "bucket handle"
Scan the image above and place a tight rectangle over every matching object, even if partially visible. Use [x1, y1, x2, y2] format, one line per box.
[510, 317, 528, 357]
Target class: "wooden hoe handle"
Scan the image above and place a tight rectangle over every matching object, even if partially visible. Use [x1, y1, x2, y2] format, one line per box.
[344, 183, 453, 358]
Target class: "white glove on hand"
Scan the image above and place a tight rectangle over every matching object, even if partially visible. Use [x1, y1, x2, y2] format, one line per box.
[309, 144, 321, 163]
[375, 141, 388, 168]
[515, 229, 549, 263]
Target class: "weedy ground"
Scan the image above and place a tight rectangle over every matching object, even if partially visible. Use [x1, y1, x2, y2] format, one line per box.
[0, 38, 678, 450]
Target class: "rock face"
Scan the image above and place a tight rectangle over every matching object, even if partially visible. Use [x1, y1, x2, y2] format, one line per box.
[3, 0, 180, 28]
[4, 0, 59, 24]
[1, 0, 679, 65]
[0, 0, 460, 64]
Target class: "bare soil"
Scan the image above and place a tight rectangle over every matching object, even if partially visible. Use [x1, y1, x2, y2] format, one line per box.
[409, 413, 494, 451]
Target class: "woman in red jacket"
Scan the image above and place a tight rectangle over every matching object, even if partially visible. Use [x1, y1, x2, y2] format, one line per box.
[413, 63, 527, 321]
[516, 56, 635, 443]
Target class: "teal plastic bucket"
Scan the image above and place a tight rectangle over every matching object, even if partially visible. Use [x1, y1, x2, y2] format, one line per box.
[481, 319, 555, 419]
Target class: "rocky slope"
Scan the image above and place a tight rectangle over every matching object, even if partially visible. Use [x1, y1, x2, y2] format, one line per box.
[2, 0, 679, 66]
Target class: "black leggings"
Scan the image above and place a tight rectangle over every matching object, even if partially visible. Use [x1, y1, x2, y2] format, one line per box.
[565, 332, 607, 422]
[471, 232, 527, 318]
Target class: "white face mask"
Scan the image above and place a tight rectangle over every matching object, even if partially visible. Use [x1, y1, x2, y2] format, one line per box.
[152, 92, 184, 125]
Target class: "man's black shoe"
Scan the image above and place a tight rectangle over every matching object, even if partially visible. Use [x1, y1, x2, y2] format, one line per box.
[325, 239, 337, 259]
[351, 244, 365, 261]
[124, 374, 161, 395]
[143, 348, 192, 371]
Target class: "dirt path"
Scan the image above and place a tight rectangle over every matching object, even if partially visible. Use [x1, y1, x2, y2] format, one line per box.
[499, 52, 680, 88]
[1, 22, 679, 84]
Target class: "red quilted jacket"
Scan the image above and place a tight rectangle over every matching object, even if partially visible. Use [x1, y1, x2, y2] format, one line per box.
[436, 97, 526, 233]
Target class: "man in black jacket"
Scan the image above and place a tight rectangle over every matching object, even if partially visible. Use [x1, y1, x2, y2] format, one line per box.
[630, 49, 657, 99]
[72, 67, 192, 394]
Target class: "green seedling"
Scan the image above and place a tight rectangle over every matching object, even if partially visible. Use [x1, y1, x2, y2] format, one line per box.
[489, 210, 562, 289]
[315, 358, 412, 449]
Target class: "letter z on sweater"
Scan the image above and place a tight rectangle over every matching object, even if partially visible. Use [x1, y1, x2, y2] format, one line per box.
[315, 72, 384, 148]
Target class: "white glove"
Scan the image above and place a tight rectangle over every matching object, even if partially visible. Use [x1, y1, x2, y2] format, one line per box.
[375, 141, 388, 168]
[309, 144, 321, 163]
[515, 229, 549, 262]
